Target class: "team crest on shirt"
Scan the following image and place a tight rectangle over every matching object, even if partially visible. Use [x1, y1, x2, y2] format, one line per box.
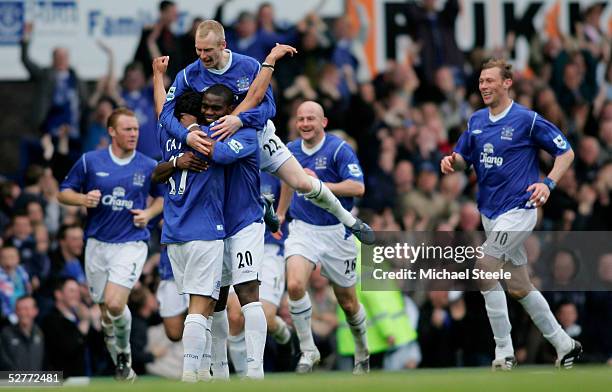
[500, 126, 514, 141]
[236, 76, 250, 92]
[315, 156, 327, 170]
[133, 172, 146, 187]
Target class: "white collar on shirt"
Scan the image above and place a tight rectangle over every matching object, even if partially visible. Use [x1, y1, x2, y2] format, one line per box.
[301, 135, 326, 156]
[488, 100, 514, 123]
[108, 145, 136, 166]
[206, 50, 233, 75]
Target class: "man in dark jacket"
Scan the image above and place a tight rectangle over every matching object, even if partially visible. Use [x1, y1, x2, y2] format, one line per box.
[42, 278, 91, 377]
[0, 295, 44, 370]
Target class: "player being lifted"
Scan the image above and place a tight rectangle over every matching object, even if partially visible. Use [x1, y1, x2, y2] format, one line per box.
[158, 20, 374, 244]
[279, 101, 370, 375]
[58, 108, 164, 381]
[440, 58, 582, 370]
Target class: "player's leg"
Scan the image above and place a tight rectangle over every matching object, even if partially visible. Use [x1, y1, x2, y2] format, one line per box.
[85, 239, 119, 367]
[332, 284, 369, 375]
[479, 208, 541, 370]
[169, 240, 223, 382]
[210, 286, 231, 380]
[475, 254, 515, 370]
[260, 244, 291, 344]
[104, 282, 136, 380]
[226, 222, 267, 379]
[286, 254, 319, 372]
[505, 264, 581, 369]
[259, 120, 373, 244]
[157, 279, 188, 341]
[225, 290, 246, 378]
[320, 227, 368, 375]
[103, 240, 148, 381]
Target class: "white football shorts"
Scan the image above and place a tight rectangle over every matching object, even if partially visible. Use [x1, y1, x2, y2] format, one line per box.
[285, 220, 357, 287]
[259, 243, 285, 307]
[85, 238, 148, 304]
[222, 221, 265, 287]
[259, 120, 292, 173]
[481, 208, 538, 266]
[167, 240, 223, 299]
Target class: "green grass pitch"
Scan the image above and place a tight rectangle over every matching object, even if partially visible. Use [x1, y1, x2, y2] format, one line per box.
[9, 366, 612, 392]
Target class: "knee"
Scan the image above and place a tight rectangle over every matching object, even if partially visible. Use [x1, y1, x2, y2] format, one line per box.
[508, 287, 532, 300]
[164, 326, 183, 342]
[337, 295, 358, 315]
[228, 309, 244, 330]
[287, 278, 306, 300]
[105, 301, 125, 317]
[264, 307, 277, 329]
[235, 281, 259, 305]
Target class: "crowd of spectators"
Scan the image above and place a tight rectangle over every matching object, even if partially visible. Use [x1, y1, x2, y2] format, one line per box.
[1, 0, 611, 377]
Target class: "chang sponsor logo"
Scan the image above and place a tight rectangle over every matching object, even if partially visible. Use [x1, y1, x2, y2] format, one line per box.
[480, 143, 503, 169]
[101, 187, 134, 211]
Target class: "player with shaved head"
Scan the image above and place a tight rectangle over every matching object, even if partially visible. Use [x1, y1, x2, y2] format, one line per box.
[279, 101, 370, 375]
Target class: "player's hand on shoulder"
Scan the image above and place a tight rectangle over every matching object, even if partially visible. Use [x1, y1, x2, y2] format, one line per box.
[186, 130, 212, 155]
[177, 151, 208, 172]
[210, 115, 243, 140]
[152, 56, 169, 75]
[526, 182, 550, 207]
[84, 189, 101, 208]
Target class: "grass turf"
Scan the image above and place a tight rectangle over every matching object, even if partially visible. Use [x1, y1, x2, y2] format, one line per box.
[10, 366, 612, 392]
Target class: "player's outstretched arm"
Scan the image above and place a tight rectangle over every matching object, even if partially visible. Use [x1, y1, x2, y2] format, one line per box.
[232, 44, 298, 115]
[58, 188, 101, 208]
[152, 56, 169, 119]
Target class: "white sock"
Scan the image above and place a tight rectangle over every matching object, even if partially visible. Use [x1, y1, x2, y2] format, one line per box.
[211, 310, 230, 380]
[518, 291, 572, 356]
[242, 302, 267, 379]
[305, 177, 356, 227]
[108, 307, 132, 354]
[481, 283, 514, 358]
[198, 317, 212, 380]
[288, 294, 317, 352]
[347, 303, 368, 362]
[101, 320, 117, 365]
[183, 314, 207, 373]
[228, 332, 247, 377]
[271, 315, 291, 345]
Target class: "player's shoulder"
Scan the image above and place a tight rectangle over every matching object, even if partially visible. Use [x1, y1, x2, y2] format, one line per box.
[510, 102, 537, 121]
[183, 59, 202, 80]
[469, 107, 489, 123]
[134, 151, 158, 169]
[286, 138, 302, 151]
[231, 51, 260, 68]
[325, 133, 355, 157]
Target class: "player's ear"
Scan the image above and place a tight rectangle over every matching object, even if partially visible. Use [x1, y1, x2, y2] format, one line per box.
[503, 78, 513, 90]
[107, 126, 116, 138]
[321, 116, 329, 128]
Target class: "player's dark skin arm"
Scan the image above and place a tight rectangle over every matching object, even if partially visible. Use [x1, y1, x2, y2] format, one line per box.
[152, 151, 209, 184]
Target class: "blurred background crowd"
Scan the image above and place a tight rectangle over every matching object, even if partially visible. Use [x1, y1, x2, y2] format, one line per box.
[0, 0, 611, 378]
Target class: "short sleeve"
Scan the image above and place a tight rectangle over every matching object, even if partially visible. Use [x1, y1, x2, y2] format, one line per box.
[453, 129, 472, 166]
[334, 142, 364, 183]
[60, 154, 87, 192]
[530, 113, 571, 156]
